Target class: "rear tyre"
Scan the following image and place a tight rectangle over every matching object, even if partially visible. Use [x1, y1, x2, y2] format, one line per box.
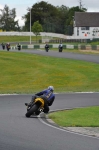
[25, 104, 39, 118]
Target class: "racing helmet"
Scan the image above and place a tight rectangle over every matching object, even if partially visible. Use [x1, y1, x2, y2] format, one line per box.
[48, 86, 54, 92]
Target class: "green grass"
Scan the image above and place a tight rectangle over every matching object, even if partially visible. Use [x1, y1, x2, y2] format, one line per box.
[48, 106, 99, 127]
[0, 51, 99, 94]
[0, 36, 41, 43]
[1, 35, 99, 45]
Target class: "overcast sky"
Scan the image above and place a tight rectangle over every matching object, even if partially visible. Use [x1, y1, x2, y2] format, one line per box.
[0, 0, 99, 26]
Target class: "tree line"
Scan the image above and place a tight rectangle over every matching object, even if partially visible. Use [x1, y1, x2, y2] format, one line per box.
[0, 1, 87, 35]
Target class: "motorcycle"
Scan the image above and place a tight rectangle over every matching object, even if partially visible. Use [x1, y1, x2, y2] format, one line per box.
[17, 44, 21, 50]
[59, 47, 63, 52]
[1, 43, 5, 50]
[6, 44, 10, 51]
[25, 97, 44, 117]
[45, 47, 49, 52]
[45, 44, 49, 52]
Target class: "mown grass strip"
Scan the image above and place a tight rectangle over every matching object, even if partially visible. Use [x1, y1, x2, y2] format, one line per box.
[48, 106, 99, 127]
[0, 51, 99, 93]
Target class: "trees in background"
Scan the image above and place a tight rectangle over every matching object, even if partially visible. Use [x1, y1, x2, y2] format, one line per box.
[23, 1, 59, 32]
[23, 1, 86, 35]
[32, 21, 43, 42]
[0, 1, 86, 34]
[0, 5, 20, 31]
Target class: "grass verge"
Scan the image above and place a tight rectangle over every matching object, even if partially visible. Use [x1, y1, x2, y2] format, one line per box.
[0, 36, 41, 43]
[0, 51, 99, 93]
[48, 106, 99, 127]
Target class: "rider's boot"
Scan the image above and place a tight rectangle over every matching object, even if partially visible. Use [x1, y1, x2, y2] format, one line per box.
[25, 102, 32, 106]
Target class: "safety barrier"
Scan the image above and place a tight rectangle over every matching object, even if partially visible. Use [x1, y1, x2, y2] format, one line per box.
[10, 44, 99, 50]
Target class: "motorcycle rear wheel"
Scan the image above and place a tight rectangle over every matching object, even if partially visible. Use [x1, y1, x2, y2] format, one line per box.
[25, 104, 39, 118]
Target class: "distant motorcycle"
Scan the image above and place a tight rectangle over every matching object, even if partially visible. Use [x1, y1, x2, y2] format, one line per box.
[6, 44, 10, 51]
[45, 47, 49, 52]
[59, 47, 63, 52]
[58, 44, 63, 52]
[45, 44, 49, 52]
[1, 43, 5, 50]
[25, 97, 45, 117]
[17, 45, 21, 50]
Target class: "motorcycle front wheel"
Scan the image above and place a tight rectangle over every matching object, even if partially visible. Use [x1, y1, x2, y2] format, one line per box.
[25, 104, 39, 118]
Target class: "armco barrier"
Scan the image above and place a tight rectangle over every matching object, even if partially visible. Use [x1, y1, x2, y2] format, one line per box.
[28, 45, 34, 49]
[11, 46, 16, 50]
[80, 45, 86, 50]
[74, 45, 78, 49]
[53, 44, 59, 48]
[92, 45, 97, 50]
[22, 45, 28, 49]
[97, 45, 99, 50]
[10, 44, 99, 50]
[34, 45, 40, 49]
[40, 45, 45, 48]
[63, 45, 66, 48]
[49, 45, 53, 48]
[66, 45, 74, 49]
[86, 45, 91, 50]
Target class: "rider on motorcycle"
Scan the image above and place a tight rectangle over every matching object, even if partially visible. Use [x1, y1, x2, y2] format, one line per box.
[25, 86, 55, 114]
[45, 43, 49, 51]
[17, 43, 21, 50]
[6, 43, 10, 50]
[58, 43, 63, 52]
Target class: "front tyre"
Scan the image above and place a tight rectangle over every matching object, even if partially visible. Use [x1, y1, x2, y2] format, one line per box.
[25, 104, 39, 118]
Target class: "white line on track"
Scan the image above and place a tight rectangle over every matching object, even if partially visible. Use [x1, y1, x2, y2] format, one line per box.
[38, 116, 99, 140]
[0, 94, 18, 96]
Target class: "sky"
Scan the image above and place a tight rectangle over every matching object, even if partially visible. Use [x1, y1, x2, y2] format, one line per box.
[0, 0, 99, 26]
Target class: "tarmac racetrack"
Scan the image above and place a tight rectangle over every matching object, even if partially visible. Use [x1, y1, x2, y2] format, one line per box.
[0, 49, 99, 150]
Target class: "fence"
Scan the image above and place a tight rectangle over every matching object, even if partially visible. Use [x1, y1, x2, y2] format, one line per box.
[10, 44, 99, 50]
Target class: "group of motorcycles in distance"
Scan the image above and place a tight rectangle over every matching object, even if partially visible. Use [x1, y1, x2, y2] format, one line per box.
[45, 43, 63, 52]
[1, 43, 21, 51]
[1, 42, 63, 52]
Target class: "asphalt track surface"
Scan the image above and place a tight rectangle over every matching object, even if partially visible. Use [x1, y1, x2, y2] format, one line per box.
[0, 49, 99, 150]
